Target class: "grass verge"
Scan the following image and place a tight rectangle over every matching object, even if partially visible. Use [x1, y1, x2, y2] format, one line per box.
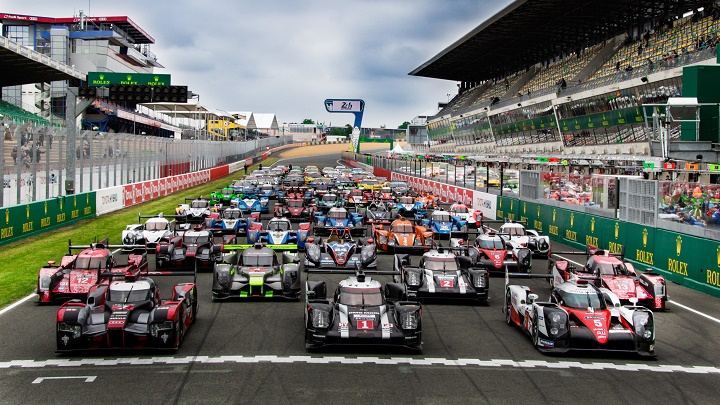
[0, 158, 278, 310]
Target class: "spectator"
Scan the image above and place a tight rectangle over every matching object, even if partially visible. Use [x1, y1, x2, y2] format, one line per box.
[624, 64, 634, 72]
[615, 61, 621, 71]
[20, 133, 27, 147]
[34, 143, 44, 163]
[244, 163, 248, 174]
[50, 173, 56, 184]
[3, 126, 11, 141]
[11, 146, 18, 165]
[21, 151, 31, 169]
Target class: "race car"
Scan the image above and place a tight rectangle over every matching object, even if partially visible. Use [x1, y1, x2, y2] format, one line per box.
[274, 198, 316, 221]
[56, 272, 197, 351]
[394, 247, 489, 302]
[375, 187, 396, 204]
[257, 182, 279, 199]
[395, 195, 427, 219]
[278, 186, 308, 203]
[304, 229, 377, 269]
[212, 243, 301, 300]
[229, 179, 256, 196]
[503, 278, 655, 356]
[448, 203, 476, 225]
[37, 239, 148, 303]
[246, 217, 310, 249]
[548, 246, 667, 310]
[304, 269, 422, 351]
[421, 209, 468, 239]
[204, 206, 258, 236]
[316, 193, 343, 212]
[361, 201, 398, 225]
[175, 197, 214, 224]
[122, 213, 175, 248]
[312, 207, 365, 236]
[346, 188, 370, 206]
[233, 195, 270, 214]
[373, 217, 434, 253]
[464, 233, 532, 274]
[415, 192, 439, 210]
[155, 227, 224, 269]
[499, 221, 550, 257]
[209, 187, 239, 206]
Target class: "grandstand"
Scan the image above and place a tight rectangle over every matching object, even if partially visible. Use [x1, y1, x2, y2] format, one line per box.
[410, 0, 720, 166]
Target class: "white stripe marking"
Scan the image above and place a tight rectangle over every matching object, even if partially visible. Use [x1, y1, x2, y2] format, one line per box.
[553, 254, 720, 325]
[1, 357, 717, 375]
[32, 376, 96, 383]
[0, 293, 35, 317]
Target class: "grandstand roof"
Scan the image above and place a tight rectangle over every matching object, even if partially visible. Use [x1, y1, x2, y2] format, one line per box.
[138, 102, 213, 119]
[0, 35, 85, 87]
[409, 0, 707, 83]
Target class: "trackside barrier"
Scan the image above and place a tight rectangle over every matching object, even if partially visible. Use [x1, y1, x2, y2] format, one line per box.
[351, 153, 720, 298]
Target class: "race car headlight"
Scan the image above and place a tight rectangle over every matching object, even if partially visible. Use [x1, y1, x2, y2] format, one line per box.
[633, 312, 653, 341]
[123, 233, 136, 245]
[306, 244, 320, 262]
[473, 273, 486, 288]
[361, 245, 375, 263]
[539, 239, 548, 250]
[150, 321, 175, 337]
[401, 312, 418, 330]
[58, 323, 82, 339]
[378, 235, 388, 245]
[39, 275, 51, 290]
[405, 271, 421, 287]
[545, 311, 567, 337]
[312, 310, 330, 328]
[655, 281, 666, 297]
[216, 270, 230, 288]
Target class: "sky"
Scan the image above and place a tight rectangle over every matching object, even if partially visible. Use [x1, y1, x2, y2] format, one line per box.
[2, 0, 509, 128]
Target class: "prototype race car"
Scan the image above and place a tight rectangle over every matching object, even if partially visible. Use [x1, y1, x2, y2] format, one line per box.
[274, 198, 316, 221]
[422, 209, 468, 239]
[56, 272, 197, 351]
[122, 213, 175, 248]
[304, 229, 377, 269]
[234, 195, 270, 214]
[209, 187, 239, 206]
[212, 243, 301, 300]
[361, 201, 398, 225]
[464, 233, 532, 274]
[549, 247, 667, 310]
[37, 239, 148, 303]
[246, 216, 310, 249]
[373, 217, 434, 253]
[312, 206, 365, 236]
[503, 278, 655, 356]
[395, 195, 427, 219]
[155, 228, 224, 269]
[175, 197, 214, 224]
[304, 270, 422, 351]
[204, 206, 258, 236]
[316, 193, 343, 212]
[499, 221, 550, 257]
[394, 247, 489, 302]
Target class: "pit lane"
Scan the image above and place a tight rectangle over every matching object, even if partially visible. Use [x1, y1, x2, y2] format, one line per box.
[0, 153, 718, 404]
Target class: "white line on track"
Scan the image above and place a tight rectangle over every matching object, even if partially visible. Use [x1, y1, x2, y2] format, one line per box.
[0, 356, 718, 374]
[553, 254, 720, 325]
[0, 293, 35, 317]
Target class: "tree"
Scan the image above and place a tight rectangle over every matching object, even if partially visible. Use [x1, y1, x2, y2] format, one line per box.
[329, 127, 347, 136]
[302, 119, 314, 124]
[398, 121, 410, 130]
[344, 124, 353, 135]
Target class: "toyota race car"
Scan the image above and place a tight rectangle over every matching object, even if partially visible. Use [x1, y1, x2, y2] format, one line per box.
[499, 221, 550, 257]
[122, 213, 175, 248]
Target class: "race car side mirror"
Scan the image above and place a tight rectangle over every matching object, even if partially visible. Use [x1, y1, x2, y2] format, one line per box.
[527, 293, 538, 303]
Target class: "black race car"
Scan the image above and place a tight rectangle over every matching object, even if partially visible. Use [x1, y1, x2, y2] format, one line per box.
[304, 229, 377, 269]
[305, 269, 422, 351]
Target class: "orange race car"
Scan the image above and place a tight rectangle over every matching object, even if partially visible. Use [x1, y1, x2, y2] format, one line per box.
[373, 217, 434, 253]
[415, 192, 439, 210]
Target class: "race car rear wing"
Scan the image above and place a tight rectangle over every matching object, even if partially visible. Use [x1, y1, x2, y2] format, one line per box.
[551, 244, 625, 260]
[222, 243, 299, 252]
[68, 238, 148, 254]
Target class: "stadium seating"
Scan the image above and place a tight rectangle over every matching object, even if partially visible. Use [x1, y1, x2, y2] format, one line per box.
[0, 99, 50, 126]
[520, 45, 602, 96]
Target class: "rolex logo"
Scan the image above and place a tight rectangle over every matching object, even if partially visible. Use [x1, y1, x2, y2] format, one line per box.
[642, 228, 648, 247]
[676, 236, 682, 256]
[591, 217, 595, 233]
[614, 222, 619, 239]
[552, 209, 556, 223]
[570, 213, 574, 227]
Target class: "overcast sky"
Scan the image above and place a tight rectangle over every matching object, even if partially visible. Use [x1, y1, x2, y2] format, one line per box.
[2, 0, 509, 128]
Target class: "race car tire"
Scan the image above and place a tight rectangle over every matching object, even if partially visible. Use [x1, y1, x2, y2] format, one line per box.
[505, 291, 512, 326]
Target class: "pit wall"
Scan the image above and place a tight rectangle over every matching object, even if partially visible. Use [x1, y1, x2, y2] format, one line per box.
[353, 154, 720, 298]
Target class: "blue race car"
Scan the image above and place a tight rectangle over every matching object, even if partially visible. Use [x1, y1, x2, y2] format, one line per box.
[233, 195, 270, 214]
[313, 206, 365, 236]
[205, 206, 259, 236]
[395, 195, 427, 220]
[246, 217, 311, 250]
[422, 209, 468, 239]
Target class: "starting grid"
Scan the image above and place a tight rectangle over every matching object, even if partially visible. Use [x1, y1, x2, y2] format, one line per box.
[1, 356, 718, 375]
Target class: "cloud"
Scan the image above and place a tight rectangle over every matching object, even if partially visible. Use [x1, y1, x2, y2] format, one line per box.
[1, 0, 510, 127]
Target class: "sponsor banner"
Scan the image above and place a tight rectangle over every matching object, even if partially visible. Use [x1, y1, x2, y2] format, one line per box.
[96, 186, 124, 215]
[123, 170, 211, 207]
[473, 191, 497, 220]
[210, 166, 230, 180]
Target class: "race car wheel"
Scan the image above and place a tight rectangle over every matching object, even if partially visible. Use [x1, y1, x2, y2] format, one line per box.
[191, 288, 198, 324]
[504, 291, 512, 326]
[531, 313, 539, 348]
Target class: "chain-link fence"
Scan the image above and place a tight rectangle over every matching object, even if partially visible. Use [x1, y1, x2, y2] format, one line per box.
[1, 120, 290, 207]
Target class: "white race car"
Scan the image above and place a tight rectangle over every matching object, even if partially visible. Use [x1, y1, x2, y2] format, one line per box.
[499, 221, 550, 257]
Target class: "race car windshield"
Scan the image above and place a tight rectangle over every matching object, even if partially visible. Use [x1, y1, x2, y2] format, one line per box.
[243, 254, 274, 267]
[392, 224, 413, 233]
[288, 201, 304, 208]
[399, 197, 414, 204]
[222, 189, 233, 196]
[477, 239, 504, 250]
[424, 259, 458, 271]
[597, 262, 631, 276]
[559, 291, 606, 310]
[223, 210, 241, 219]
[75, 256, 107, 269]
[504, 227, 526, 236]
[268, 221, 290, 231]
[183, 234, 210, 244]
[323, 195, 337, 203]
[316, 184, 328, 191]
[109, 288, 149, 303]
[145, 221, 167, 231]
[191, 200, 208, 208]
[262, 184, 273, 191]
[329, 211, 347, 219]
[433, 214, 451, 222]
[339, 289, 383, 306]
[453, 206, 469, 213]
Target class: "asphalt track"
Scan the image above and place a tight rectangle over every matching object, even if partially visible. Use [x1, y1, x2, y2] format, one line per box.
[0, 152, 718, 405]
